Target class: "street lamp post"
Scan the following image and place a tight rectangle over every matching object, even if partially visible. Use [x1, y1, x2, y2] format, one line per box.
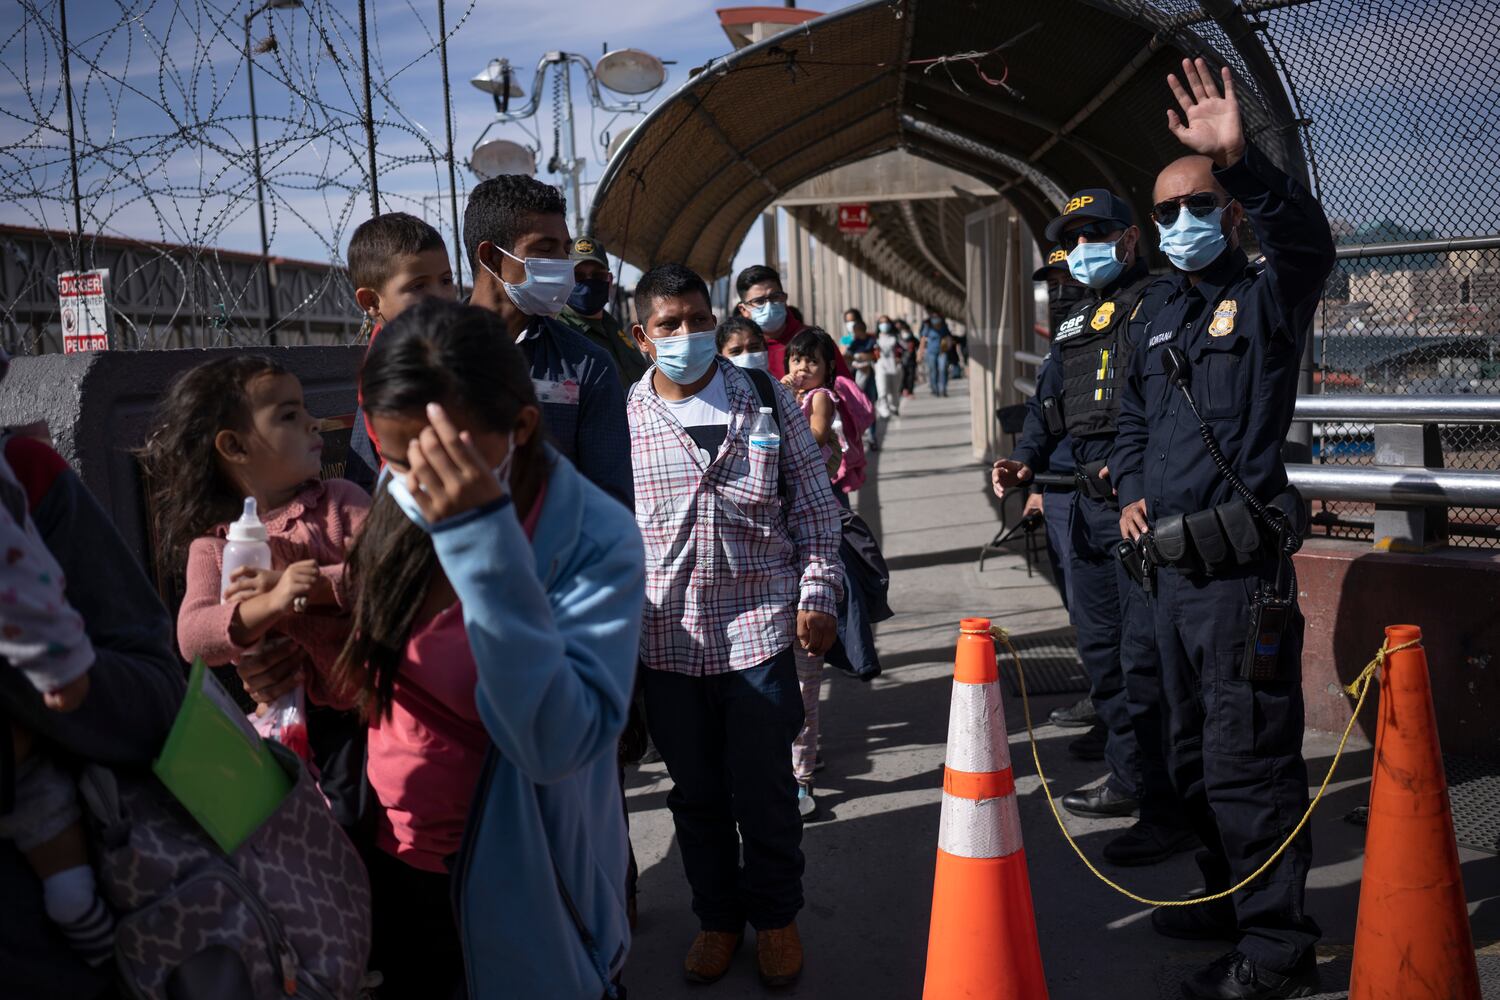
[244, 0, 302, 345]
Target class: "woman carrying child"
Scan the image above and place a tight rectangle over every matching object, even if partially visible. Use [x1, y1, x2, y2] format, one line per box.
[333, 298, 644, 1000]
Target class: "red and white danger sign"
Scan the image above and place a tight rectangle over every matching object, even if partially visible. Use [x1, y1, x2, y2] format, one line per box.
[58, 269, 112, 354]
[837, 203, 871, 235]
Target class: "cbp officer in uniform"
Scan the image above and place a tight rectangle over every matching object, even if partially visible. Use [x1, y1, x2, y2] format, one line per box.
[1022, 247, 1085, 616]
[992, 192, 1192, 868]
[1112, 59, 1335, 999]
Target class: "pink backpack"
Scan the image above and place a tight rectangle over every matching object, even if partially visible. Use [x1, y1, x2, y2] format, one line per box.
[832, 374, 872, 493]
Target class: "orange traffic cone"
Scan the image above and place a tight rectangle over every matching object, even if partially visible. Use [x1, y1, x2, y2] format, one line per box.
[1349, 625, 1481, 1000]
[923, 618, 1048, 1000]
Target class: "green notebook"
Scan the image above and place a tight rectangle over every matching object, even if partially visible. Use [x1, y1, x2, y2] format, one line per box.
[153, 659, 292, 854]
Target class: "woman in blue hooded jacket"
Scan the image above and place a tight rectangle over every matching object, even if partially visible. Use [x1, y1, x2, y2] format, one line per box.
[334, 298, 644, 999]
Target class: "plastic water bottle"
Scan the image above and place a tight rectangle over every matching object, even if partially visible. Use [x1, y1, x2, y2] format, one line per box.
[220, 498, 309, 762]
[748, 406, 780, 453]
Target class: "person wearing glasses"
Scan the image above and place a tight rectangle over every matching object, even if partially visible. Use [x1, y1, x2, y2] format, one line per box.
[991, 181, 1187, 874]
[734, 265, 853, 382]
[1111, 59, 1335, 1000]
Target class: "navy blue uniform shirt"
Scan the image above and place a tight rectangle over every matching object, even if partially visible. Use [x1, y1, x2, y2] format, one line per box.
[1112, 144, 1335, 519]
[1009, 261, 1171, 473]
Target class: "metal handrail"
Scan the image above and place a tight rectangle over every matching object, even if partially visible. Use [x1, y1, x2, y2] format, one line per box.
[1014, 349, 1046, 368]
[1287, 465, 1500, 507]
[1294, 395, 1500, 424]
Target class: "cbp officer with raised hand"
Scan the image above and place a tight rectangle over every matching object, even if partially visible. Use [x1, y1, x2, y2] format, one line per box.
[991, 189, 1189, 869]
[1112, 58, 1335, 1000]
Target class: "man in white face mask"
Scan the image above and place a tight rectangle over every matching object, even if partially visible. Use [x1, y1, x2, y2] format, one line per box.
[462, 175, 632, 510]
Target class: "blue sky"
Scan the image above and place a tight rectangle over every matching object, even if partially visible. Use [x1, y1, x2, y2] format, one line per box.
[2, 0, 1492, 284]
[0, 0, 813, 276]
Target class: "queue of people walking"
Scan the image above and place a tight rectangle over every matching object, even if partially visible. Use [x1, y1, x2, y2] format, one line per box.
[1, 55, 1333, 1000]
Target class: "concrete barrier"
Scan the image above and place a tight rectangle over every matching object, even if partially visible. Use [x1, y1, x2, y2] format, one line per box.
[0, 347, 363, 570]
[1295, 537, 1500, 762]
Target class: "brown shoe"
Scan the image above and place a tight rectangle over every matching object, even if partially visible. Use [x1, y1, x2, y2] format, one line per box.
[756, 922, 803, 988]
[683, 930, 742, 984]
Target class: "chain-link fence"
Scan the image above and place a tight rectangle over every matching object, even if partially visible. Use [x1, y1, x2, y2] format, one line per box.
[0, 0, 479, 352]
[1255, 0, 1500, 547]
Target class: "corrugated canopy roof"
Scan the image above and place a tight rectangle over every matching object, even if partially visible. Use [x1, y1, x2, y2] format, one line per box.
[589, 0, 1305, 299]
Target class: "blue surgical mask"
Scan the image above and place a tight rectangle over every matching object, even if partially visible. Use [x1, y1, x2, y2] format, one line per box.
[729, 350, 770, 372]
[652, 329, 718, 385]
[844, 321, 856, 335]
[751, 300, 787, 333]
[1067, 238, 1126, 289]
[567, 278, 611, 316]
[1156, 206, 1229, 272]
[878, 322, 892, 333]
[482, 245, 575, 318]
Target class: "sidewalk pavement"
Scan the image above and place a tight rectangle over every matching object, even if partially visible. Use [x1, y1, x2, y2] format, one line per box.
[620, 377, 1500, 998]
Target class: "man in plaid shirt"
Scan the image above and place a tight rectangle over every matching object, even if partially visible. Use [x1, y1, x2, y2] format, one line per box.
[627, 264, 841, 989]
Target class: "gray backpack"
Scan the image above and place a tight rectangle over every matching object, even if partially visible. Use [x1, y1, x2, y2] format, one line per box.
[79, 742, 372, 999]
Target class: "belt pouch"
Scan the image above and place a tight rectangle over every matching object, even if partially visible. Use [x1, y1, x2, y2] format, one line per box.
[1153, 513, 1191, 567]
[1186, 508, 1230, 573]
[1079, 460, 1111, 501]
[1217, 501, 1263, 565]
[1042, 396, 1065, 437]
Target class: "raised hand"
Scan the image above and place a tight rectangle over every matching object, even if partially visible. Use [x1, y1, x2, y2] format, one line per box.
[1166, 57, 1245, 168]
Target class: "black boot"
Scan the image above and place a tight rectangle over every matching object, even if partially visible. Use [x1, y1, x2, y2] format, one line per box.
[1103, 821, 1198, 867]
[1180, 950, 1318, 999]
[1060, 781, 1139, 818]
[1048, 697, 1099, 729]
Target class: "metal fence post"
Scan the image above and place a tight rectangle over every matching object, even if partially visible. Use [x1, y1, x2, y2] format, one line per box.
[1371, 423, 1446, 550]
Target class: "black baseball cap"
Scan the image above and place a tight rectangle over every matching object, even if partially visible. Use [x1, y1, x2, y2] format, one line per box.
[569, 236, 608, 265]
[1043, 188, 1133, 244]
[1031, 246, 1069, 281]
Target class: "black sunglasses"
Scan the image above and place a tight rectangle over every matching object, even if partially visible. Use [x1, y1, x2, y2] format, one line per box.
[1152, 192, 1228, 226]
[1059, 220, 1123, 251]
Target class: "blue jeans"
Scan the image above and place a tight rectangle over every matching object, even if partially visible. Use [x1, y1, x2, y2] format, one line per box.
[926, 352, 947, 395]
[642, 649, 805, 931]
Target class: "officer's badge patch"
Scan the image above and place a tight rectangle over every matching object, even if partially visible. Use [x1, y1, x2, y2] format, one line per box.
[1090, 301, 1116, 331]
[1209, 300, 1237, 337]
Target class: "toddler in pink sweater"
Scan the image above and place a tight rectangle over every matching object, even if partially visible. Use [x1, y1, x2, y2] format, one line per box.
[138, 357, 369, 804]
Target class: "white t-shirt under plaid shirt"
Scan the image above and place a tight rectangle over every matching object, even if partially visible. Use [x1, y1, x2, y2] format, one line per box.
[627, 356, 843, 676]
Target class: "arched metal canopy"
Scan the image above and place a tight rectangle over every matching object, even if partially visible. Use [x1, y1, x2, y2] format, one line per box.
[588, 0, 1306, 295]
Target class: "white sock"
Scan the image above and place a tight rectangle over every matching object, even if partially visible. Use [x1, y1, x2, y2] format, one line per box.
[44, 865, 115, 964]
[43, 865, 98, 925]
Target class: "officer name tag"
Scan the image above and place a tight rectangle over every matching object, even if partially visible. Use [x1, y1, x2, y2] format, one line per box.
[533, 377, 581, 405]
[1055, 313, 1087, 342]
[1148, 329, 1175, 348]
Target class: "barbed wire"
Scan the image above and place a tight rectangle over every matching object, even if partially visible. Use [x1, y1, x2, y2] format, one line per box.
[0, 0, 477, 352]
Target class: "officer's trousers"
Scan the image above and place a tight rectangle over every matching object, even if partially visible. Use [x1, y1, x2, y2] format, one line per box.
[1153, 562, 1320, 971]
[1067, 493, 1147, 798]
[1041, 486, 1076, 612]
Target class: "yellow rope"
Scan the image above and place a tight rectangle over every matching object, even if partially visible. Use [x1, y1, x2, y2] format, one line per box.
[958, 624, 1416, 907]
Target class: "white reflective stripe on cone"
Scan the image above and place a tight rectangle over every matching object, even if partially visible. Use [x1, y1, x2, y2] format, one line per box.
[937, 792, 1025, 860]
[944, 680, 1011, 775]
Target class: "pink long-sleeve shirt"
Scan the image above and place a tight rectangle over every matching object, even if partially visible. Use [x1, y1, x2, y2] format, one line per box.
[176, 480, 371, 702]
